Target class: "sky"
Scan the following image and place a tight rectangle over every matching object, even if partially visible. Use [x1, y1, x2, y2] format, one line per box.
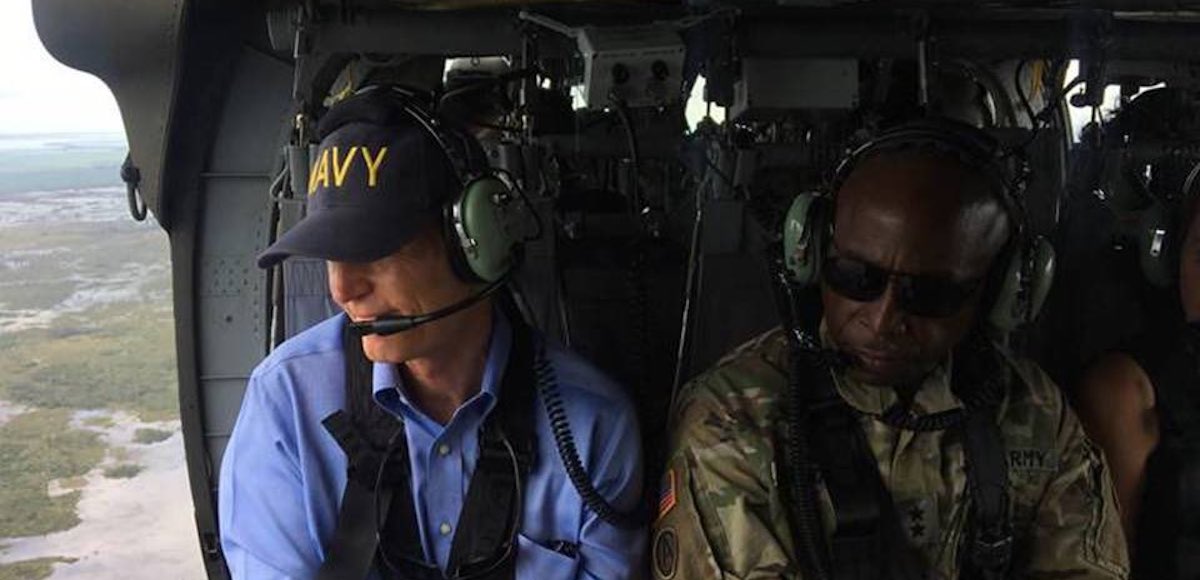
[0, 1, 124, 135]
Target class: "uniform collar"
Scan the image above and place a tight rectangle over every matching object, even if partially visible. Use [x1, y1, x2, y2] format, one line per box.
[370, 306, 513, 425]
[819, 320, 965, 417]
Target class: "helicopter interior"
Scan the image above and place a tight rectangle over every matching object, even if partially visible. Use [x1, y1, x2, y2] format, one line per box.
[31, 1, 1200, 577]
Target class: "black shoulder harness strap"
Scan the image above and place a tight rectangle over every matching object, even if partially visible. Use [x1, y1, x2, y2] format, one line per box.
[785, 342, 928, 580]
[955, 339, 1012, 580]
[960, 407, 1012, 580]
[782, 336, 1012, 580]
[317, 318, 537, 580]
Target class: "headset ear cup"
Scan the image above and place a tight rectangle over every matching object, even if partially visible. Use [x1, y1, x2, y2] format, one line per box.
[783, 192, 828, 287]
[443, 198, 480, 284]
[988, 249, 1024, 333]
[1138, 201, 1173, 288]
[448, 176, 520, 283]
[988, 237, 1056, 332]
[1026, 237, 1056, 323]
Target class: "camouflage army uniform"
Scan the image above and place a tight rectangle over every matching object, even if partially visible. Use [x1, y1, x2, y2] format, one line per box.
[651, 328, 1129, 579]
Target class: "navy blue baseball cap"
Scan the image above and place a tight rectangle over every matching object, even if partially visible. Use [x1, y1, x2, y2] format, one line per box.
[257, 90, 461, 268]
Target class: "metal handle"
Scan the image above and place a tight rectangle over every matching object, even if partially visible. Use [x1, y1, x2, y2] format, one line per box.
[121, 152, 147, 222]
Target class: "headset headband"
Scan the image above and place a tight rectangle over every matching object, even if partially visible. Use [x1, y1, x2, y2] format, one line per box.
[350, 85, 485, 187]
[830, 120, 1027, 232]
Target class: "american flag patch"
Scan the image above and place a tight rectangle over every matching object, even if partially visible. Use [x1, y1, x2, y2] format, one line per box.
[657, 468, 677, 521]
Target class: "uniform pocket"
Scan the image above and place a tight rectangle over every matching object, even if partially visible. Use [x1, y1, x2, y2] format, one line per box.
[515, 534, 580, 578]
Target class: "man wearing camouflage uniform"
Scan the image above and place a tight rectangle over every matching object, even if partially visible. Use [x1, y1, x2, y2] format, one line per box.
[652, 122, 1129, 579]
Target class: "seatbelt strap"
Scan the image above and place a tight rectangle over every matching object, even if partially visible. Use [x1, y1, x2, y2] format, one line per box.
[318, 476, 395, 580]
[961, 408, 1012, 580]
[805, 384, 883, 580]
[951, 340, 1012, 580]
[797, 349, 925, 580]
[445, 319, 536, 577]
[318, 324, 425, 580]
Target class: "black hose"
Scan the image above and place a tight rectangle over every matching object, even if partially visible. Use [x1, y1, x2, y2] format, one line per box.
[670, 173, 708, 409]
[610, 98, 643, 218]
[1015, 60, 1039, 130]
[766, 258, 831, 580]
[1014, 60, 1083, 150]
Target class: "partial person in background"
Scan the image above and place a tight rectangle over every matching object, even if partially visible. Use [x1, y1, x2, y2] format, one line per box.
[1076, 179, 1200, 580]
[219, 86, 645, 579]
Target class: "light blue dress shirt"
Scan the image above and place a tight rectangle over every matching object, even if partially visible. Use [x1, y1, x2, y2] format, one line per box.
[219, 310, 646, 579]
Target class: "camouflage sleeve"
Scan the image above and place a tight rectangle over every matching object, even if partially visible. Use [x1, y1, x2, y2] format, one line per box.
[1026, 375, 1130, 579]
[651, 371, 798, 580]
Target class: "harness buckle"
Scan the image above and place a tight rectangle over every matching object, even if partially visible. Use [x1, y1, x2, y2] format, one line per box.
[971, 529, 1013, 572]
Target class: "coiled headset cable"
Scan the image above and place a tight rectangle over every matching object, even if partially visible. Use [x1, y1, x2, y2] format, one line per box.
[534, 340, 644, 529]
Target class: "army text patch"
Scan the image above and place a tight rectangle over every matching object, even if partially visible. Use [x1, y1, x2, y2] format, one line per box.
[1007, 447, 1059, 473]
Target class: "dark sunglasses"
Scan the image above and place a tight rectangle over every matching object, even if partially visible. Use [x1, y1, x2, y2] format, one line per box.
[822, 255, 984, 318]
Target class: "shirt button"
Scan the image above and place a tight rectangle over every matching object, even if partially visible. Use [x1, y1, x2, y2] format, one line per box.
[439, 522, 452, 536]
[437, 443, 451, 457]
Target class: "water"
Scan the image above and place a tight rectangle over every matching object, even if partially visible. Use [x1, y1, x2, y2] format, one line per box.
[0, 187, 128, 227]
[0, 133, 126, 152]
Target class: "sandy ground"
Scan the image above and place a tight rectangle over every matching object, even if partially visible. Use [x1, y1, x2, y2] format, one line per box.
[0, 399, 29, 427]
[0, 410, 207, 579]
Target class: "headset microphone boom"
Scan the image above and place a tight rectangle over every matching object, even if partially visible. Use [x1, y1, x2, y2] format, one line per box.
[348, 275, 509, 336]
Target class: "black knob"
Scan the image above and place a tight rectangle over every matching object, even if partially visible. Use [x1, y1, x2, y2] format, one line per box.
[611, 63, 630, 85]
[652, 60, 669, 80]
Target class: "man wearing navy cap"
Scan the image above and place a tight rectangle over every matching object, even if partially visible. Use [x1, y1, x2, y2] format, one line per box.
[218, 88, 646, 579]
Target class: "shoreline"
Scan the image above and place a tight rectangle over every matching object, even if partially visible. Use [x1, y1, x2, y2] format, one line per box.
[0, 409, 206, 579]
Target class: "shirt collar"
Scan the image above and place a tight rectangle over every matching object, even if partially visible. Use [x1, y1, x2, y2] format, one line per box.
[369, 306, 513, 421]
[818, 319, 964, 417]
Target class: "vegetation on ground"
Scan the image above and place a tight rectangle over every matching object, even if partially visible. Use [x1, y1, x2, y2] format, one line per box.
[0, 306, 178, 422]
[102, 464, 143, 479]
[0, 410, 104, 538]
[0, 557, 76, 580]
[82, 416, 115, 429]
[133, 428, 173, 444]
[54, 477, 87, 492]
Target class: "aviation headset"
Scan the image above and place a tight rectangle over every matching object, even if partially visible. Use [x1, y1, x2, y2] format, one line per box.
[325, 85, 527, 284]
[1136, 162, 1200, 288]
[1091, 87, 1200, 289]
[781, 119, 1056, 333]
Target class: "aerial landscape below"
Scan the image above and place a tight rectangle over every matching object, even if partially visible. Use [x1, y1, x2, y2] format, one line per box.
[0, 133, 205, 580]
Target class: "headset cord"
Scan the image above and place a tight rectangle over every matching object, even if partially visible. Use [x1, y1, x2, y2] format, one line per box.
[786, 343, 834, 580]
[764, 264, 831, 579]
[535, 341, 644, 529]
[872, 340, 1009, 433]
[877, 404, 965, 432]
